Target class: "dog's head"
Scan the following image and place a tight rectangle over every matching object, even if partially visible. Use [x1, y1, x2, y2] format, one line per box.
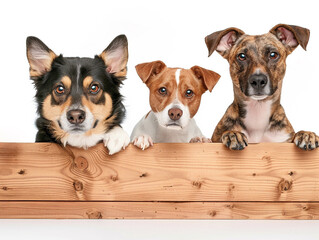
[27, 35, 128, 144]
[135, 61, 220, 129]
[205, 24, 310, 101]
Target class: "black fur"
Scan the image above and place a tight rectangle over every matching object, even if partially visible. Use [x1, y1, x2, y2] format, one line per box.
[27, 36, 127, 143]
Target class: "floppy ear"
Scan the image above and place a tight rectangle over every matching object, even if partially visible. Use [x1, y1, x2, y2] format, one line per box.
[190, 66, 220, 92]
[135, 60, 167, 83]
[205, 27, 245, 59]
[26, 36, 57, 79]
[269, 24, 310, 53]
[99, 34, 128, 78]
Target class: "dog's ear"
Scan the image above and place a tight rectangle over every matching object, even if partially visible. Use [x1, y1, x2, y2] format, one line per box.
[100, 34, 128, 78]
[269, 24, 310, 53]
[190, 66, 220, 92]
[205, 27, 245, 59]
[26, 37, 57, 79]
[135, 60, 167, 83]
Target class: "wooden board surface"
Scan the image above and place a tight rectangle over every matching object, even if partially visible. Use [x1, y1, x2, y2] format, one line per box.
[1, 142, 319, 202]
[1, 201, 318, 219]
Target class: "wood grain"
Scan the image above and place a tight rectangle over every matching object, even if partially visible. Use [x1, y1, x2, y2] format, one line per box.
[1, 142, 319, 202]
[1, 201, 318, 219]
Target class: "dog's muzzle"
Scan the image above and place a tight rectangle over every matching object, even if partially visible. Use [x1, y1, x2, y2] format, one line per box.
[248, 73, 271, 98]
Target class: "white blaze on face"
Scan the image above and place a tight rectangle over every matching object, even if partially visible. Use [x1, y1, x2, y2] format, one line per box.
[59, 105, 95, 133]
[153, 69, 191, 129]
[175, 68, 181, 86]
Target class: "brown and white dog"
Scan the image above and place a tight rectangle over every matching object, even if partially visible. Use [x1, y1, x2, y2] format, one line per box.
[205, 24, 319, 150]
[130, 60, 220, 149]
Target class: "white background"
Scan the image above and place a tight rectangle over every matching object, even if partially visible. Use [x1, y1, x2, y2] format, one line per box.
[0, 0, 319, 239]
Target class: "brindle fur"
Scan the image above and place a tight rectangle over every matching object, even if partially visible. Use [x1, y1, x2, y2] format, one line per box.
[206, 24, 319, 150]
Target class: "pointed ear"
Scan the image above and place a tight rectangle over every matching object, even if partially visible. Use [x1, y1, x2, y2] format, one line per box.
[135, 60, 167, 83]
[205, 27, 245, 59]
[99, 34, 128, 78]
[190, 66, 220, 92]
[26, 36, 57, 79]
[269, 24, 310, 52]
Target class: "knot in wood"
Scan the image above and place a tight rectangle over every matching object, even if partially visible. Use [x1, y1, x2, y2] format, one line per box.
[139, 172, 148, 178]
[208, 210, 217, 217]
[278, 179, 292, 192]
[192, 181, 202, 189]
[74, 157, 88, 170]
[262, 155, 271, 162]
[87, 210, 102, 219]
[73, 180, 83, 191]
[18, 169, 26, 175]
[110, 175, 118, 182]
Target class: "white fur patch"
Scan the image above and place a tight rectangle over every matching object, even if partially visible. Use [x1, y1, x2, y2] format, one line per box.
[133, 134, 154, 150]
[243, 99, 272, 143]
[175, 69, 181, 86]
[263, 131, 291, 142]
[243, 99, 291, 143]
[59, 106, 95, 134]
[103, 126, 130, 155]
[62, 133, 104, 149]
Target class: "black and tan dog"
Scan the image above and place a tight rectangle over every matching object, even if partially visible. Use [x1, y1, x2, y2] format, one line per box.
[26, 35, 130, 154]
[205, 24, 319, 150]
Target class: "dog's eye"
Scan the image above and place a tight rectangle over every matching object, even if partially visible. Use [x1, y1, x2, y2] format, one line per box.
[237, 53, 247, 61]
[185, 89, 194, 98]
[158, 87, 167, 95]
[55, 85, 65, 95]
[269, 52, 279, 60]
[89, 84, 100, 94]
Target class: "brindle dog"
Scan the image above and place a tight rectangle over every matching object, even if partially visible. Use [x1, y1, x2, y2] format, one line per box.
[205, 24, 319, 150]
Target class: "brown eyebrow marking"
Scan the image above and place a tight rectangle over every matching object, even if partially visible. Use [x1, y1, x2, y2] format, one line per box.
[61, 76, 72, 89]
[83, 76, 93, 89]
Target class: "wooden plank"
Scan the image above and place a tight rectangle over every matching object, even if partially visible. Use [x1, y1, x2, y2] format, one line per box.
[1, 142, 319, 201]
[1, 201, 318, 219]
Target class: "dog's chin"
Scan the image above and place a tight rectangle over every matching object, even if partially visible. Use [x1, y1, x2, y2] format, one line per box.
[249, 94, 270, 101]
[69, 129, 86, 134]
[165, 123, 183, 130]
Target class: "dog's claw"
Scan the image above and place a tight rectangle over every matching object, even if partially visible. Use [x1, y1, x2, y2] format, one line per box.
[133, 135, 153, 150]
[222, 131, 248, 150]
[293, 131, 319, 151]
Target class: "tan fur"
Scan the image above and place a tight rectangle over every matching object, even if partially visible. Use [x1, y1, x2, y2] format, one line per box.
[82, 93, 113, 136]
[83, 76, 93, 89]
[42, 95, 71, 140]
[137, 62, 220, 117]
[207, 24, 316, 150]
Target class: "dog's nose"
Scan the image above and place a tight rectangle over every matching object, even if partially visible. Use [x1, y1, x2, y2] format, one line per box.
[67, 110, 86, 124]
[249, 74, 268, 90]
[168, 108, 183, 120]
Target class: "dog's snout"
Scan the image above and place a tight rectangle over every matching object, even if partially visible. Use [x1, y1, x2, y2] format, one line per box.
[168, 108, 183, 120]
[249, 74, 268, 91]
[67, 110, 86, 124]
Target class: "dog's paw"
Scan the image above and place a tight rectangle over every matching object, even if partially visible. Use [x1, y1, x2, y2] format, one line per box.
[221, 131, 248, 150]
[103, 126, 130, 155]
[293, 131, 319, 151]
[132, 135, 154, 150]
[189, 137, 212, 143]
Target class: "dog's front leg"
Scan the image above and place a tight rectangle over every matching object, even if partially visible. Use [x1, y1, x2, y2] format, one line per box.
[212, 103, 248, 150]
[293, 131, 319, 151]
[221, 131, 248, 150]
[103, 126, 130, 155]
